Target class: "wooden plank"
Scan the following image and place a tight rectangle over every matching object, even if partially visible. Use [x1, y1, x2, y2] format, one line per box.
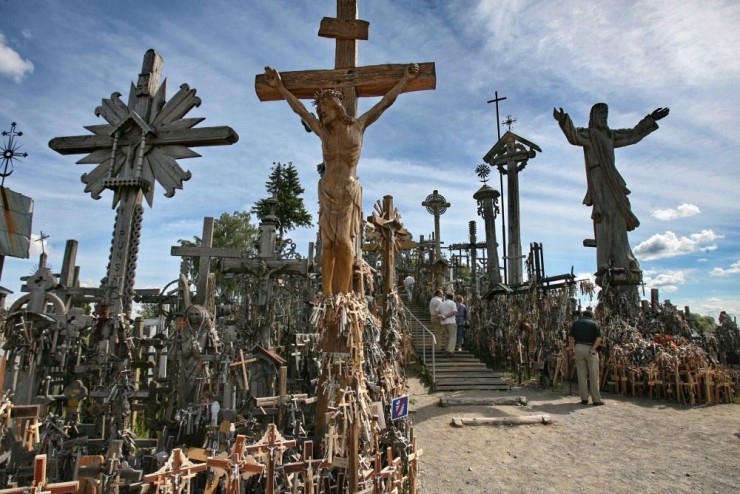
[439, 396, 527, 407]
[255, 62, 436, 101]
[48, 126, 239, 155]
[170, 246, 242, 258]
[319, 17, 369, 40]
[451, 415, 551, 427]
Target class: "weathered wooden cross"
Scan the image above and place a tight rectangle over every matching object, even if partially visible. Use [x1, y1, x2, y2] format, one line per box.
[49, 49, 238, 321]
[244, 424, 297, 494]
[205, 435, 264, 494]
[483, 131, 541, 285]
[255, 0, 435, 118]
[142, 448, 207, 494]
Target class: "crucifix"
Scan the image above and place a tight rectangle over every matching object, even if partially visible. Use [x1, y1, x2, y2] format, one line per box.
[244, 424, 297, 494]
[49, 49, 238, 336]
[256, 0, 435, 297]
[366, 195, 413, 325]
[142, 448, 207, 494]
[206, 435, 264, 494]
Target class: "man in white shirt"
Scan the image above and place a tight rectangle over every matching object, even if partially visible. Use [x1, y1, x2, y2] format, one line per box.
[436, 293, 458, 356]
[428, 289, 444, 350]
[403, 274, 415, 302]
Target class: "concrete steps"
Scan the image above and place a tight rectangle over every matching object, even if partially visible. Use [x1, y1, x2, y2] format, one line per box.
[403, 300, 511, 392]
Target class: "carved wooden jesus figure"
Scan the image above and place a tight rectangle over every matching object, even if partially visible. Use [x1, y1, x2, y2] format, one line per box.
[264, 64, 420, 295]
[553, 103, 669, 283]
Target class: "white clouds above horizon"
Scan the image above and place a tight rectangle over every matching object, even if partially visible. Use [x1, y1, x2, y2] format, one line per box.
[651, 203, 700, 221]
[643, 269, 687, 293]
[634, 230, 722, 261]
[0, 33, 33, 83]
[709, 260, 740, 277]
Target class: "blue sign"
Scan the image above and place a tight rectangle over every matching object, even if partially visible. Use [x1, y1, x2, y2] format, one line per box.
[391, 395, 409, 421]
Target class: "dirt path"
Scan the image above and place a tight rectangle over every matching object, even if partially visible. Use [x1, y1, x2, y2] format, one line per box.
[407, 373, 739, 494]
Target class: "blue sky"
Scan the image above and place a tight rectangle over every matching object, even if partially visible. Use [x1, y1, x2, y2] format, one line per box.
[0, 0, 738, 318]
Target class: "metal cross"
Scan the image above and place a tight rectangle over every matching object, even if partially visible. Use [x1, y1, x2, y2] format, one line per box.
[1, 122, 28, 187]
[486, 91, 507, 140]
[35, 231, 50, 255]
[502, 114, 517, 131]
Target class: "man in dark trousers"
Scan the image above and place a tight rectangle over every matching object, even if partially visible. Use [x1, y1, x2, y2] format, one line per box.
[568, 310, 604, 405]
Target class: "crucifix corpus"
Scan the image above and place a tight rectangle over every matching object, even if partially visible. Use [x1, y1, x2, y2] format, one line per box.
[255, 0, 435, 296]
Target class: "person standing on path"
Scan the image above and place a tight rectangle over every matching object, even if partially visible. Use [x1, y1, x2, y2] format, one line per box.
[404, 274, 415, 302]
[428, 289, 444, 351]
[568, 310, 603, 405]
[437, 293, 458, 356]
[454, 294, 468, 351]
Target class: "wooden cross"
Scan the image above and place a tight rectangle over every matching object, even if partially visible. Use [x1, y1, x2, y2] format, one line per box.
[0, 455, 78, 494]
[142, 448, 207, 494]
[206, 435, 264, 494]
[366, 195, 413, 310]
[406, 437, 424, 494]
[255, 0, 435, 117]
[35, 231, 50, 255]
[482, 132, 541, 285]
[244, 424, 297, 494]
[421, 189, 450, 258]
[281, 440, 331, 494]
[229, 349, 256, 393]
[49, 49, 238, 319]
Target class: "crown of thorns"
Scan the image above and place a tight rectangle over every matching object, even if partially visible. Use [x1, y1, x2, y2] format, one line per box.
[312, 89, 344, 106]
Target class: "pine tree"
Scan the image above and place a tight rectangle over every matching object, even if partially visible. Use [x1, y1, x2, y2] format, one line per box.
[253, 162, 313, 239]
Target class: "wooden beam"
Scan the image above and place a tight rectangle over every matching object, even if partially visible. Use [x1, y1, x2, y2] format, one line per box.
[318, 17, 369, 40]
[451, 415, 552, 427]
[49, 126, 238, 155]
[170, 246, 242, 258]
[439, 396, 528, 407]
[255, 62, 436, 101]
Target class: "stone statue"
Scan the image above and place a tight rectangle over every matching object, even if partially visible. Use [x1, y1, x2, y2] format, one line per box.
[263, 64, 420, 295]
[553, 103, 669, 283]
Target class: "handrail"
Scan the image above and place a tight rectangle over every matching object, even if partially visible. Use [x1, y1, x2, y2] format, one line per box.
[402, 306, 436, 389]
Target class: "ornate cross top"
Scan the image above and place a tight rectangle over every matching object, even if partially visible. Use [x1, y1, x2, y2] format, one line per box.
[48, 49, 238, 319]
[49, 49, 238, 208]
[255, 0, 436, 117]
[422, 189, 450, 256]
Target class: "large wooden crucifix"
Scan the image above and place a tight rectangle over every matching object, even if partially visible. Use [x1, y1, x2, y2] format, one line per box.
[49, 49, 238, 324]
[255, 0, 435, 296]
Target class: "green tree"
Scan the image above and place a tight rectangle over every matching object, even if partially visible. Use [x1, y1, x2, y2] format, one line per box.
[253, 162, 313, 239]
[688, 313, 716, 335]
[136, 303, 162, 319]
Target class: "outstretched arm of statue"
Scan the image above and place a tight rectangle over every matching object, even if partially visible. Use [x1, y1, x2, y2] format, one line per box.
[650, 107, 670, 121]
[360, 63, 420, 128]
[264, 66, 322, 135]
[553, 107, 568, 125]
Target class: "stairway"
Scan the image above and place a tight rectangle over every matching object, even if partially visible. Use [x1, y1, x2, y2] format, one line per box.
[403, 300, 510, 392]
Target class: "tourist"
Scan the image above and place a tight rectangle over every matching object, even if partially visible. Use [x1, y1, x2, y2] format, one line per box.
[454, 294, 468, 351]
[403, 274, 415, 302]
[568, 310, 603, 405]
[436, 293, 458, 356]
[428, 289, 444, 351]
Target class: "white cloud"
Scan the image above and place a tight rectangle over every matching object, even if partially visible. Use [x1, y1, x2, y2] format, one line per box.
[634, 230, 723, 261]
[651, 203, 700, 221]
[0, 33, 34, 83]
[709, 260, 740, 277]
[643, 270, 687, 293]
